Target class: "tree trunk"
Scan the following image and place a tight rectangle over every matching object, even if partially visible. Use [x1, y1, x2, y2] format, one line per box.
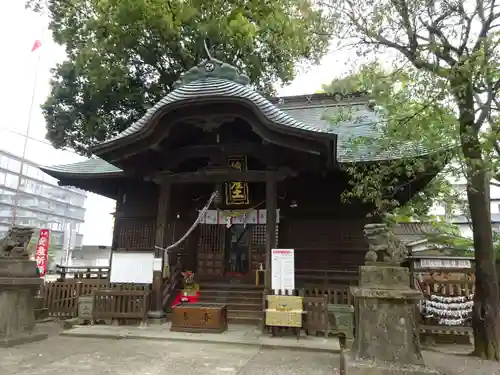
[458, 96, 500, 360]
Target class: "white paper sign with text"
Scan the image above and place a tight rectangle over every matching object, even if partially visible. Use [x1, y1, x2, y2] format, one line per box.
[271, 249, 295, 292]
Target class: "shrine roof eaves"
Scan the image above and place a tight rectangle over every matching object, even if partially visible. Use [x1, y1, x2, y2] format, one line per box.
[89, 76, 433, 163]
[39, 158, 124, 179]
[91, 77, 338, 154]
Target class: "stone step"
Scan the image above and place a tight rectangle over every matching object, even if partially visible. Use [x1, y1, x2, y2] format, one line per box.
[227, 309, 262, 325]
[199, 282, 263, 292]
[198, 294, 262, 303]
[191, 283, 264, 325]
[200, 287, 262, 296]
[197, 300, 262, 311]
[199, 290, 262, 300]
[228, 315, 262, 325]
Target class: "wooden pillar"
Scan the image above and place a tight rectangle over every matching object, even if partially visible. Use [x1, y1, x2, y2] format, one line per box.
[148, 182, 171, 320]
[265, 171, 277, 288]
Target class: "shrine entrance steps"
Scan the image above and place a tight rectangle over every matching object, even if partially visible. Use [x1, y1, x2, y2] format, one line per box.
[197, 282, 263, 325]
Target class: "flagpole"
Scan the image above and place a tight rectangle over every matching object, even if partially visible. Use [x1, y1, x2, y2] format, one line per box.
[11, 43, 43, 227]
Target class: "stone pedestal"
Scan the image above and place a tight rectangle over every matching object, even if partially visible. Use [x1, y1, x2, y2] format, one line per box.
[0, 257, 48, 347]
[344, 265, 439, 375]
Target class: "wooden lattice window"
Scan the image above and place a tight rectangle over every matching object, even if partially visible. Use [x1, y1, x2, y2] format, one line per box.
[198, 224, 225, 253]
[249, 224, 279, 272]
[251, 225, 266, 245]
[197, 224, 225, 277]
[116, 218, 155, 250]
[251, 224, 279, 246]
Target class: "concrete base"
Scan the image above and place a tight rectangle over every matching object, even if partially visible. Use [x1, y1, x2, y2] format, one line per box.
[345, 361, 440, 375]
[148, 317, 167, 325]
[0, 331, 48, 348]
[147, 310, 166, 319]
[61, 323, 341, 353]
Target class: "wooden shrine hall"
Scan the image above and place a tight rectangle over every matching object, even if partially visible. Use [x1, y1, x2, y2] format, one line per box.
[40, 58, 439, 324]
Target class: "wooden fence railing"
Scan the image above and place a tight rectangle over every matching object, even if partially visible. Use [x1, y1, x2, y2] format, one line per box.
[38, 279, 108, 319]
[303, 295, 329, 336]
[295, 269, 359, 287]
[162, 259, 183, 309]
[420, 281, 475, 297]
[56, 265, 110, 281]
[301, 286, 354, 305]
[92, 288, 150, 324]
[38, 280, 149, 320]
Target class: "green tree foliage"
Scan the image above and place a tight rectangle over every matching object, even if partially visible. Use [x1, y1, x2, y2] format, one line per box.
[323, 62, 457, 218]
[324, 0, 500, 360]
[26, 0, 331, 154]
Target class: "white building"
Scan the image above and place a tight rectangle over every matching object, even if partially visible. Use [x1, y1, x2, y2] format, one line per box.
[428, 176, 500, 238]
[0, 149, 87, 269]
[70, 245, 111, 267]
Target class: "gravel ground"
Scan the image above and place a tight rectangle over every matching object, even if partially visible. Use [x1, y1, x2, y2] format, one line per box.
[1, 322, 498, 375]
[0, 333, 341, 375]
[423, 349, 500, 375]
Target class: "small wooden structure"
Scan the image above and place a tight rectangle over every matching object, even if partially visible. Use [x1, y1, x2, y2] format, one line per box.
[303, 296, 328, 336]
[38, 279, 108, 319]
[406, 255, 475, 344]
[171, 303, 228, 333]
[265, 295, 304, 338]
[39, 56, 441, 323]
[92, 287, 150, 325]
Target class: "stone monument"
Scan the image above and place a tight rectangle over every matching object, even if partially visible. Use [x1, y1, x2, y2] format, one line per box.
[0, 226, 48, 347]
[343, 223, 439, 375]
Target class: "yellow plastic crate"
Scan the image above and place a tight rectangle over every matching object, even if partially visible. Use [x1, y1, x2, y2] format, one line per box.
[265, 310, 303, 327]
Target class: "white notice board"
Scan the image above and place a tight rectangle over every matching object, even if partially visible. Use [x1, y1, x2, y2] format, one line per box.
[271, 249, 295, 291]
[419, 259, 471, 269]
[110, 252, 154, 284]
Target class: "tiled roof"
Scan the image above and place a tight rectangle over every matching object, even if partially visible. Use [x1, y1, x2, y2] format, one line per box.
[393, 222, 438, 244]
[94, 77, 430, 162]
[39, 158, 123, 177]
[40, 98, 432, 178]
[94, 77, 337, 150]
[40, 66, 435, 178]
[278, 104, 429, 162]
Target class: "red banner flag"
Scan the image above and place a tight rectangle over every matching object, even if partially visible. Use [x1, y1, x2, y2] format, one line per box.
[31, 40, 42, 52]
[35, 229, 50, 277]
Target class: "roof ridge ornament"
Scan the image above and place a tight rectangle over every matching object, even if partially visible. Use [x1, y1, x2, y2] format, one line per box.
[174, 39, 250, 88]
[203, 38, 213, 60]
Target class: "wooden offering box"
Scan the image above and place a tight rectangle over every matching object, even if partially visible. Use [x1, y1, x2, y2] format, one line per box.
[171, 303, 228, 333]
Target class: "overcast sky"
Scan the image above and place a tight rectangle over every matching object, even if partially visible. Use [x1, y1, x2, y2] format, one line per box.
[0, 3, 356, 246]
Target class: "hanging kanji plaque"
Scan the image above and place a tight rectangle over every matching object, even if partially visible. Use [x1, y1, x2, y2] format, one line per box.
[225, 156, 249, 205]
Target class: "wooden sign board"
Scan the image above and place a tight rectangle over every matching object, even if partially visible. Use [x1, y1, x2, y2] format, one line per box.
[225, 156, 249, 205]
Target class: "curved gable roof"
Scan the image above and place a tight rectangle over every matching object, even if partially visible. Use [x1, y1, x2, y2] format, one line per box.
[92, 76, 336, 153]
[40, 61, 440, 180]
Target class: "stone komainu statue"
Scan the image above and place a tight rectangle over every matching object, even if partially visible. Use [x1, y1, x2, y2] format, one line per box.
[0, 226, 35, 257]
[364, 223, 406, 264]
